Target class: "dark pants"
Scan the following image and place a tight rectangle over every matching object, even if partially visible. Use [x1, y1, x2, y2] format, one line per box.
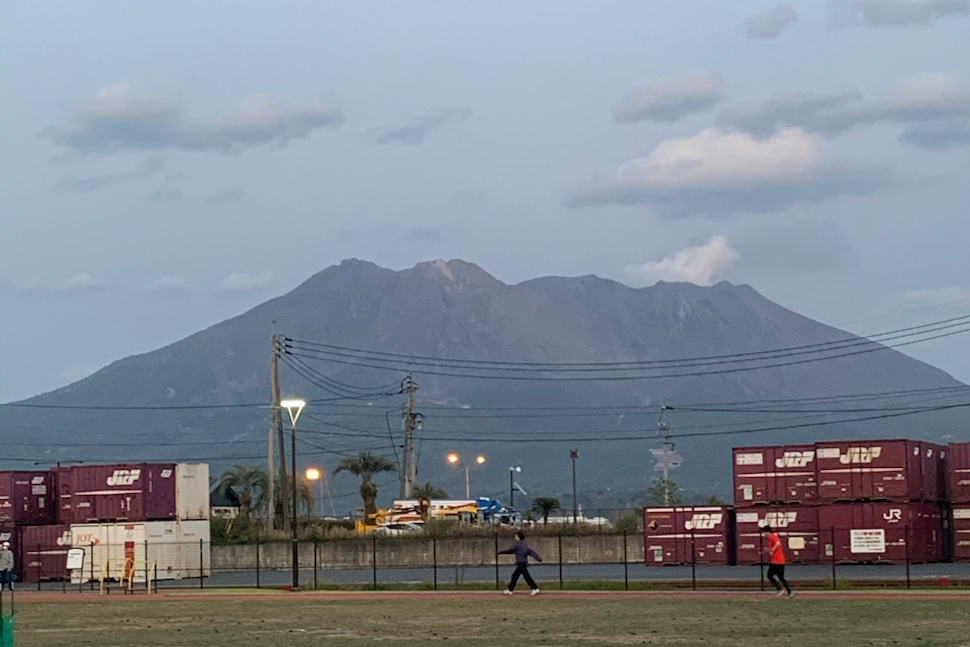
[0, 570, 13, 591]
[767, 564, 790, 594]
[508, 563, 537, 591]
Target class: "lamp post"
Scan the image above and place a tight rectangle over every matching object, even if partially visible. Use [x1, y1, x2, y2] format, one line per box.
[448, 453, 486, 499]
[570, 449, 579, 524]
[509, 466, 521, 508]
[281, 398, 305, 590]
[305, 468, 322, 518]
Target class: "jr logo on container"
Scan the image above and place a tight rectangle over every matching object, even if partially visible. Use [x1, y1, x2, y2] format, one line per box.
[775, 451, 814, 468]
[839, 447, 882, 464]
[760, 512, 797, 528]
[685, 513, 723, 530]
[106, 469, 141, 486]
[883, 509, 903, 522]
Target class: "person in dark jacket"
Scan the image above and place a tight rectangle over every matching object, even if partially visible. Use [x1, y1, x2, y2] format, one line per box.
[498, 531, 542, 595]
[0, 541, 14, 591]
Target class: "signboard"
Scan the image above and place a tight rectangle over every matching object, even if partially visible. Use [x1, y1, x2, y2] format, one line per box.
[850, 529, 886, 554]
[953, 509, 970, 520]
[735, 453, 763, 466]
[66, 548, 85, 570]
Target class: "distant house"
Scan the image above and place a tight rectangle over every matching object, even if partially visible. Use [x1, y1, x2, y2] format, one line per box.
[210, 484, 241, 519]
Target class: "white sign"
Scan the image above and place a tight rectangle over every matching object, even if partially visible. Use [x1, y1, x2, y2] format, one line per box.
[736, 512, 759, 524]
[66, 548, 86, 570]
[736, 453, 763, 466]
[788, 536, 806, 550]
[953, 509, 970, 520]
[850, 529, 886, 554]
[817, 448, 841, 459]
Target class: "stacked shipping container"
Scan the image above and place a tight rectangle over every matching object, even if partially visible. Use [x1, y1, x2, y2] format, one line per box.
[643, 506, 735, 566]
[949, 442, 970, 562]
[0, 462, 210, 582]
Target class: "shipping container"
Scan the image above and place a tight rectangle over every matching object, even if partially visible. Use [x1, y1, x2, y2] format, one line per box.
[952, 505, 970, 562]
[815, 439, 934, 502]
[733, 445, 818, 505]
[50, 466, 73, 525]
[817, 502, 942, 564]
[70, 519, 210, 582]
[643, 507, 735, 566]
[0, 471, 56, 525]
[734, 506, 820, 565]
[67, 463, 179, 523]
[949, 442, 970, 504]
[175, 463, 210, 520]
[18, 525, 73, 582]
[920, 443, 946, 503]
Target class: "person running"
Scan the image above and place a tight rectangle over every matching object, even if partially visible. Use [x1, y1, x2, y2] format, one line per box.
[498, 531, 542, 595]
[0, 541, 14, 591]
[762, 525, 793, 598]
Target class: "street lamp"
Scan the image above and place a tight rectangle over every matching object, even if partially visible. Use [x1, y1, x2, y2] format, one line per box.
[281, 398, 305, 590]
[447, 453, 485, 499]
[509, 466, 521, 508]
[305, 468, 322, 518]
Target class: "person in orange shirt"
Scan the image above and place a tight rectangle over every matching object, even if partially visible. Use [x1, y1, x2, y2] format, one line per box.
[762, 525, 793, 598]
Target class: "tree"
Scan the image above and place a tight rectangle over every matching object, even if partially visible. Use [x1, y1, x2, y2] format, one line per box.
[218, 464, 264, 520]
[253, 472, 315, 520]
[531, 497, 561, 524]
[648, 478, 682, 506]
[412, 482, 448, 500]
[334, 451, 397, 516]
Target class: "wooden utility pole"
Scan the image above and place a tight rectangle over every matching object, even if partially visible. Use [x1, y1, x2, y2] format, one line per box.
[276, 338, 288, 530]
[268, 332, 278, 530]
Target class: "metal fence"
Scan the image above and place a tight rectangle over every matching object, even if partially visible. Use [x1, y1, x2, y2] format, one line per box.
[17, 529, 970, 593]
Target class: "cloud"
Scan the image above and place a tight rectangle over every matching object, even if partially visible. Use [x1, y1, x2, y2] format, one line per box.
[744, 5, 799, 38]
[405, 227, 442, 242]
[571, 128, 888, 216]
[735, 219, 858, 273]
[56, 273, 103, 292]
[217, 272, 275, 292]
[626, 236, 739, 286]
[830, 0, 970, 27]
[204, 188, 246, 206]
[148, 172, 183, 201]
[54, 155, 165, 192]
[901, 286, 970, 308]
[716, 73, 970, 139]
[144, 276, 191, 291]
[366, 106, 472, 145]
[898, 119, 970, 147]
[613, 74, 726, 124]
[41, 84, 344, 155]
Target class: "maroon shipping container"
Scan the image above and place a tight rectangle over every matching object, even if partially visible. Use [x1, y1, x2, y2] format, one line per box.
[18, 525, 73, 582]
[50, 465, 73, 525]
[68, 463, 177, 523]
[817, 502, 942, 564]
[733, 445, 818, 505]
[643, 507, 735, 566]
[734, 506, 820, 565]
[949, 443, 970, 504]
[952, 505, 970, 562]
[815, 439, 936, 502]
[0, 471, 56, 525]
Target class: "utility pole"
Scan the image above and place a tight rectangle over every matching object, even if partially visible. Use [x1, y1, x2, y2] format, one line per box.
[657, 406, 674, 506]
[275, 336, 288, 529]
[398, 375, 421, 499]
[570, 449, 579, 523]
[268, 332, 279, 531]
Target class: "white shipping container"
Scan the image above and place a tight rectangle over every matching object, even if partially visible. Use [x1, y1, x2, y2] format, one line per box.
[176, 463, 210, 520]
[70, 519, 210, 583]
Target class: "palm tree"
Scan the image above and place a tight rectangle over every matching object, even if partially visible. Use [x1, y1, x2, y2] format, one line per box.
[531, 497, 561, 524]
[334, 451, 397, 517]
[253, 471, 315, 520]
[412, 482, 448, 500]
[218, 464, 265, 520]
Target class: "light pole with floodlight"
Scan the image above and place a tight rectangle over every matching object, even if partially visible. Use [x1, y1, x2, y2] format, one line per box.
[447, 453, 486, 499]
[305, 468, 322, 518]
[281, 398, 305, 590]
[509, 466, 521, 508]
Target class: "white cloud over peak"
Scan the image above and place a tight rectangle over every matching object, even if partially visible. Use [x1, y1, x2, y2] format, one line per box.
[626, 236, 739, 286]
[744, 5, 799, 39]
[613, 73, 726, 124]
[572, 127, 887, 216]
[42, 84, 344, 155]
[217, 272, 275, 292]
[56, 273, 103, 292]
[830, 0, 970, 27]
[144, 276, 191, 291]
[366, 106, 472, 145]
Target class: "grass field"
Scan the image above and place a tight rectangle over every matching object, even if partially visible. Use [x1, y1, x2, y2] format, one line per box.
[11, 591, 970, 647]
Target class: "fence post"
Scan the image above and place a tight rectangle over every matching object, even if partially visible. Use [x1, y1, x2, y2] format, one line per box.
[199, 539, 204, 589]
[36, 543, 41, 591]
[623, 530, 629, 591]
[905, 524, 911, 590]
[255, 536, 261, 589]
[758, 531, 764, 592]
[558, 532, 563, 591]
[831, 526, 837, 591]
[690, 529, 696, 591]
[493, 532, 500, 591]
[313, 538, 318, 591]
[432, 533, 438, 591]
[144, 539, 149, 593]
[90, 542, 96, 592]
[371, 533, 377, 591]
[153, 563, 158, 594]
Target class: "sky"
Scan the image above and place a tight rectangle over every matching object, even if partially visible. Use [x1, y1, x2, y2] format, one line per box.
[1, 0, 969, 402]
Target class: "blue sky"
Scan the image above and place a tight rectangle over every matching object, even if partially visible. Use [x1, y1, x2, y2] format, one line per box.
[1, 0, 969, 401]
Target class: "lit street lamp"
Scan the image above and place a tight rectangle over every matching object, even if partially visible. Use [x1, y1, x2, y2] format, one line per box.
[305, 468, 322, 518]
[448, 453, 485, 499]
[281, 398, 305, 590]
[509, 466, 522, 508]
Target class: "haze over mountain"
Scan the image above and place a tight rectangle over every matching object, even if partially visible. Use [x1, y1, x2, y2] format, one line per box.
[4, 259, 967, 509]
